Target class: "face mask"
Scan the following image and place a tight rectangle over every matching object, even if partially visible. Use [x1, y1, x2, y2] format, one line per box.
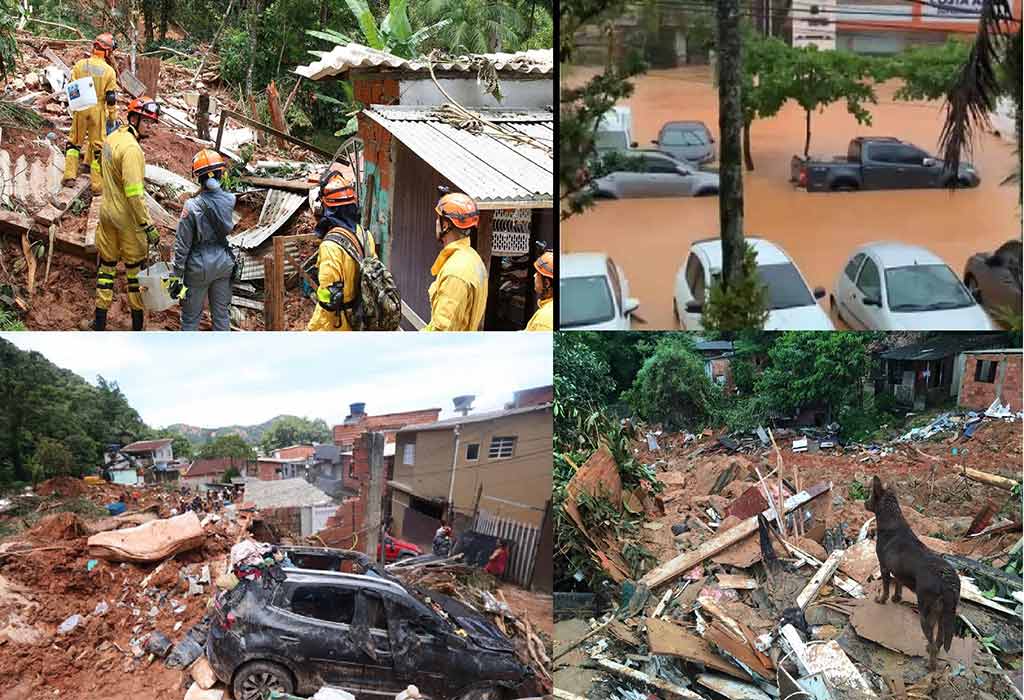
[204, 177, 221, 191]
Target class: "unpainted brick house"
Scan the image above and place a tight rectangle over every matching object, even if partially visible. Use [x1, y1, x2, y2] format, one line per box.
[957, 349, 1023, 412]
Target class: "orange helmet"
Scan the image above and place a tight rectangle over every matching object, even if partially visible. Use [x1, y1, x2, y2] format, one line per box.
[94, 33, 116, 57]
[534, 251, 553, 279]
[128, 97, 161, 121]
[320, 174, 357, 208]
[435, 192, 479, 229]
[319, 162, 348, 189]
[192, 149, 226, 179]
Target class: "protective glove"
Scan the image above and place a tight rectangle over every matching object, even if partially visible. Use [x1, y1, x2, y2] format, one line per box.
[141, 222, 160, 246]
[166, 276, 186, 300]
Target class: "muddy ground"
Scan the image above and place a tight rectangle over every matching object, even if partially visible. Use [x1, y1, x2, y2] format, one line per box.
[561, 65, 1021, 329]
[555, 417, 1023, 699]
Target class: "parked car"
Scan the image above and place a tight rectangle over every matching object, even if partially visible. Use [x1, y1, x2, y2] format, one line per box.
[593, 105, 636, 154]
[673, 238, 833, 330]
[379, 534, 421, 563]
[794, 137, 980, 192]
[592, 150, 719, 199]
[207, 550, 532, 700]
[561, 253, 639, 329]
[963, 239, 1023, 322]
[831, 242, 997, 330]
[651, 120, 716, 164]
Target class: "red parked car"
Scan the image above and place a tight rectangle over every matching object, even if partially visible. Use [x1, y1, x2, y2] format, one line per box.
[377, 534, 421, 562]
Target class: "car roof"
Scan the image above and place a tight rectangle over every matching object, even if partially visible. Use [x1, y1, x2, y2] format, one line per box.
[281, 568, 410, 596]
[563, 252, 611, 277]
[854, 241, 946, 268]
[661, 121, 708, 130]
[690, 237, 790, 269]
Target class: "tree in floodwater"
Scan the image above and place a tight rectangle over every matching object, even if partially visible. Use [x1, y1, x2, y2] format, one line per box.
[784, 46, 878, 158]
[740, 32, 790, 171]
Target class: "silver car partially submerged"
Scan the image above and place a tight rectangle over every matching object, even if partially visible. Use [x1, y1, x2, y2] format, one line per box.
[592, 150, 719, 199]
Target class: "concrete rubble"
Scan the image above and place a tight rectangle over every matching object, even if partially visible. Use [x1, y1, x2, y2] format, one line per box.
[555, 413, 1024, 700]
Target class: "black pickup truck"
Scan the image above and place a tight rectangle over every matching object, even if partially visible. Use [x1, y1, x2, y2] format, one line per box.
[792, 137, 981, 192]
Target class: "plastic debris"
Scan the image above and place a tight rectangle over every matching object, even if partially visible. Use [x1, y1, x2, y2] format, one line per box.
[144, 630, 173, 657]
[86, 559, 98, 571]
[57, 614, 81, 634]
[93, 600, 109, 616]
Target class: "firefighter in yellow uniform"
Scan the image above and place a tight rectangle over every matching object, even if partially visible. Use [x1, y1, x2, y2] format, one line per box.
[307, 170, 376, 331]
[92, 97, 162, 331]
[525, 251, 553, 331]
[64, 33, 119, 194]
[423, 192, 488, 331]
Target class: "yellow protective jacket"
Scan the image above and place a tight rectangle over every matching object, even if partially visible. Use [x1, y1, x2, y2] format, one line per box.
[69, 55, 117, 147]
[525, 297, 553, 331]
[423, 237, 488, 332]
[307, 226, 376, 332]
[100, 125, 152, 234]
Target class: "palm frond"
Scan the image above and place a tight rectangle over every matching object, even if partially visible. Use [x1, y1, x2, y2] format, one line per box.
[938, 0, 1016, 185]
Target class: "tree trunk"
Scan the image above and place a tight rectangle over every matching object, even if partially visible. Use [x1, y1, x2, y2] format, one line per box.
[804, 108, 812, 158]
[142, 0, 154, 43]
[245, 7, 257, 99]
[717, 0, 745, 288]
[743, 119, 754, 171]
[159, 0, 172, 41]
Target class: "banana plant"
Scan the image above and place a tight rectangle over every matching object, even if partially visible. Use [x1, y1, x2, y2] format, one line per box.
[306, 0, 449, 59]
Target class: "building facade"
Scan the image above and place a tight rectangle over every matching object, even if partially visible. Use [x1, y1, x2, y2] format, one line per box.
[958, 350, 1023, 412]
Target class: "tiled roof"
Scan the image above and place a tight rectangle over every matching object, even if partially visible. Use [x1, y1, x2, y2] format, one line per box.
[184, 458, 233, 477]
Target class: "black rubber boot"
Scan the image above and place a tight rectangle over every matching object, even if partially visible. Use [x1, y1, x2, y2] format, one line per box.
[131, 309, 144, 331]
[91, 308, 107, 331]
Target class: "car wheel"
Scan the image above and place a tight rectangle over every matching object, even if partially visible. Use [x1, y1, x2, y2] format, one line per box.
[965, 274, 982, 304]
[233, 660, 295, 700]
[398, 551, 416, 560]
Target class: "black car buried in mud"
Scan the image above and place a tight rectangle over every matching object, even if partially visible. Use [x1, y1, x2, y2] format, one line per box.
[206, 547, 533, 700]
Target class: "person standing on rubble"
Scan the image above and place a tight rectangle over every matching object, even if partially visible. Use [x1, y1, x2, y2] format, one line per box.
[64, 33, 119, 194]
[91, 97, 162, 331]
[525, 251, 553, 331]
[306, 167, 376, 331]
[423, 190, 488, 331]
[167, 149, 237, 331]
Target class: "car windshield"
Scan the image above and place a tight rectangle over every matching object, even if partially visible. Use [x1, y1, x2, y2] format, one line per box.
[594, 130, 628, 151]
[560, 275, 615, 327]
[757, 263, 815, 309]
[885, 264, 974, 311]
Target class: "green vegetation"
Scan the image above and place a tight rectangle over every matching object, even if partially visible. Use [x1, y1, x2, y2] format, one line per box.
[701, 244, 769, 331]
[259, 415, 331, 453]
[623, 335, 722, 431]
[197, 434, 256, 461]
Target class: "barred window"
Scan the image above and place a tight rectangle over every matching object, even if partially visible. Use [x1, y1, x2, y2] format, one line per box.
[488, 436, 516, 459]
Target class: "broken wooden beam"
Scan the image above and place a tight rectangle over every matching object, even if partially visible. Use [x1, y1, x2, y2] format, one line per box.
[238, 176, 315, 192]
[136, 56, 161, 98]
[266, 80, 288, 149]
[215, 109, 334, 160]
[783, 540, 865, 599]
[961, 465, 1021, 491]
[796, 549, 845, 609]
[640, 482, 832, 588]
[645, 617, 751, 681]
[595, 658, 704, 699]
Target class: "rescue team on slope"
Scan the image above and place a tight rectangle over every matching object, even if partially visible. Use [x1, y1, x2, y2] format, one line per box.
[66, 33, 553, 333]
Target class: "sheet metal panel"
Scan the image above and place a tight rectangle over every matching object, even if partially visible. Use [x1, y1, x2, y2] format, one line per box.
[228, 189, 306, 250]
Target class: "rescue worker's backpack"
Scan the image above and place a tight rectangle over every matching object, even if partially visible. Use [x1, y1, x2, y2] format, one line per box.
[324, 227, 401, 331]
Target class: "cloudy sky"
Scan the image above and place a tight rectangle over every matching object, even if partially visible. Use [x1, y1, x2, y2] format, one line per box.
[2, 333, 552, 429]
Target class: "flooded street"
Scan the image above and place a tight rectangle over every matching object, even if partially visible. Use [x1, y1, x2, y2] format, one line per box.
[562, 66, 1021, 329]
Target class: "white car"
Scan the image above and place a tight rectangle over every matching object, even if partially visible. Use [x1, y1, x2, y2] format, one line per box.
[832, 242, 997, 330]
[673, 237, 834, 330]
[561, 253, 639, 330]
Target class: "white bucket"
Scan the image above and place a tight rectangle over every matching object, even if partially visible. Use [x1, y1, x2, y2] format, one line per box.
[66, 76, 97, 112]
[137, 261, 176, 312]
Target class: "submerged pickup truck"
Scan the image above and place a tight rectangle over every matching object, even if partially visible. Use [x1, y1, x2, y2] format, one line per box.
[793, 137, 981, 192]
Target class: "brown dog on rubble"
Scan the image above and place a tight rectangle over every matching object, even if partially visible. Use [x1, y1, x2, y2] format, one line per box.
[865, 475, 960, 670]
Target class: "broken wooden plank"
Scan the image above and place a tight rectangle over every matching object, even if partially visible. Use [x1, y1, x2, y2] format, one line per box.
[779, 624, 877, 697]
[850, 597, 979, 665]
[696, 674, 771, 700]
[595, 658, 704, 700]
[196, 93, 210, 140]
[797, 549, 845, 609]
[783, 540, 865, 599]
[962, 465, 1020, 491]
[118, 69, 147, 98]
[20, 231, 36, 296]
[651, 587, 674, 617]
[716, 574, 758, 590]
[136, 56, 161, 97]
[0, 209, 36, 235]
[960, 576, 1021, 617]
[645, 618, 751, 681]
[238, 176, 316, 192]
[641, 482, 832, 588]
[266, 80, 288, 149]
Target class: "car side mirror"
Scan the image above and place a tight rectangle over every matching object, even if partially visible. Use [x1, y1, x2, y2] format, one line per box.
[629, 141, 638, 149]
[863, 296, 882, 307]
[677, 167, 692, 176]
[623, 297, 640, 315]
[651, 139, 658, 145]
[685, 300, 703, 314]
[813, 286, 826, 300]
[922, 157, 937, 167]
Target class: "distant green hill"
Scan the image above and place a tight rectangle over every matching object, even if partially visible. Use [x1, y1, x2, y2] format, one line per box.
[165, 415, 305, 446]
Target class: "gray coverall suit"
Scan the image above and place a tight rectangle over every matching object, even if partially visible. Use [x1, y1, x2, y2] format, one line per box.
[173, 187, 236, 331]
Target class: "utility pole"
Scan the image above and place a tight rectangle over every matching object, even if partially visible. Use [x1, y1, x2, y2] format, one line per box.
[446, 424, 462, 526]
[717, 0, 746, 292]
[365, 431, 386, 566]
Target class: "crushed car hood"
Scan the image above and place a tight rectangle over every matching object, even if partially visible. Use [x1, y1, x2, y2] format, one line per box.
[426, 591, 515, 654]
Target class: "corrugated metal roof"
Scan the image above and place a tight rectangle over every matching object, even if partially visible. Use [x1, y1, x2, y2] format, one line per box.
[228, 189, 306, 250]
[878, 334, 1008, 361]
[364, 105, 552, 207]
[244, 478, 333, 509]
[295, 43, 552, 81]
[399, 403, 551, 433]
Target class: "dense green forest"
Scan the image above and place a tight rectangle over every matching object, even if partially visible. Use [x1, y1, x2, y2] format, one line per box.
[4, 0, 553, 141]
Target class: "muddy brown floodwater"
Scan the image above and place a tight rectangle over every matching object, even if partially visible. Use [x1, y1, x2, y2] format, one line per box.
[562, 65, 1021, 329]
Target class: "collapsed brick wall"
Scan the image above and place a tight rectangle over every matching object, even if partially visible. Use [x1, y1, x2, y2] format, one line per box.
[959, 353, 1023, 412]
[261, 506, 302, 539]
[317, 432, 370, 552]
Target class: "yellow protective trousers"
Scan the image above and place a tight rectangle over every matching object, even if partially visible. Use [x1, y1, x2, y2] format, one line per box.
[94, 207, 148, 311]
